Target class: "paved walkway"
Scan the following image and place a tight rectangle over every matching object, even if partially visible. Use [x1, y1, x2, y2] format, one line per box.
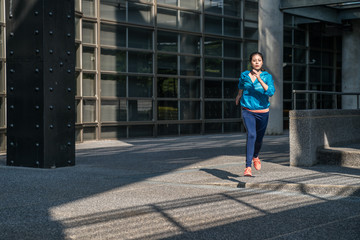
[1, 133, 360, 239]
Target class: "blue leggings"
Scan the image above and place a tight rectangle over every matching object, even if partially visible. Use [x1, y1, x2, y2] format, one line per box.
[242, 109, 269, 168]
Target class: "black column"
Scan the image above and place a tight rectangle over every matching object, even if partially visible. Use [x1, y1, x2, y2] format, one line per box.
[6, 0, 75, 168]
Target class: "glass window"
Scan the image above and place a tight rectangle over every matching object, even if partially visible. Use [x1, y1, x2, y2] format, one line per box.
[204, 38, 222, 56]
[180, 123, 201, 134]
[75, 17, 81, 41]
[224, 81, 238, 99]
[224, 40, 241, 58]
[204, 0, 223, 14]
[309, 67, 321, 83]
[283, 65, 292, 81]
[294, 66, 306, 82]
[205, 80, 222, 98]
[294, 48, 306, 64]
[83, 0, 96, 17]
[310, 50, 321, 66]
[128, 51, 153, 73]
[179, 11, 200, 32]
[83, 100, 96, 122]
[128, 2, 153, 25]
[83, 127, 96, 140]
[244, 42, 258, 61]
[322, 52, 334, 67]
[83, 47, 96, 70]
[100, 49, 126, 72]
[224, 122, 241, 132]
[128, 28, 153, 49]
[83, 73, 96, 96]
[158, 31, 178, 52]
[294, 29, 306, 46]
[224, 18, 240, 37]
[283, 47, 292, 63]
[157, 54, 177, 75]
[158, 101, 178, 120]
[180, 56, 200, 76]
[157, 0, 177, 7]
[82, 21, 96, 44]
[224, 0, 241, 17]
[180, 78, 200, 98]
[224, 101, 240, 118]
[205, 15, 222, 35]
[101, 74, 126, 97]
[129, 125, 153, 137]
[100, 24, 126, 47]
[244, 0, 258, 21]
[284, 29, 292, 44]
[101, 100, 126, 121]
[128, 76, 153, 97]
[157, 77, 178, 98]
[322, 69, 333, 83]
[157, 7, 177, 29]
[224, 60, 240, 78]
[244, 21, 258, 40]
[205, 101, 222, 119]
[101, 126, 127, 139]
[205, 58, 222, 77]
[180, 101, 200, 120]
[180, 0, 200, 10]
[129, 100, 153, 121]
[180, 34, 200, 54]
[100, 0, 126, 22]
[158, 124, 178, 136]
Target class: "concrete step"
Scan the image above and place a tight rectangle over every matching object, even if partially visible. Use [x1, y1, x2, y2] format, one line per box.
[317, 143, 360, 167]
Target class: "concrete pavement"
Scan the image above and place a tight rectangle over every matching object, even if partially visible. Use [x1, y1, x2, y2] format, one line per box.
[0, 132, 359, 239]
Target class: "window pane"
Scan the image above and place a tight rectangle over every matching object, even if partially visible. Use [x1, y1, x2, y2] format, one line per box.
[83, 47, 96, 70]
[157, 54, 177, 75]
[83, 127, 96, 140]
[128, 2, 153, 25]
[101, 126, 127, 139]
[205, 80, 222, 98]
[128, 76, 153, 97]
[224, 60, 240, 78]
[158, 101, 178, 120]
[322, 52, 333, 67]
[224, 40, 240, 58]
[205, 58, 222, 77]
[224, 0, 241, 17]
[128, 51, 153, 73]
[309, 67, 321, 83]
[158, 31, 178, 52]
[101, 100, 126, 122]
[284, 29, 292, 44]
[205, 38, 222, 56]
[129, 100, 153, 121]
[204, 0, 222, 14]
[205, 15, 222, 35]
[224, 81, 238, 99]
[294, 48, 306, 64]
[158, 0, 177, 7]
[180, 0, 200, 10]
[244, 0, 258, 21]
[83, 100, 96, 122]
[158, 124, 178, 136]
[224, 18, 240, 37]
[180, 56, 200, 76]
[294, 66, 306, 82]
[157, 7, 177, 29]
[100, 0, 126, 22]
[129, 125, 153, 137]
[205, 101, 222, 119]
[83, 0, 96, 17]
[101, 49, 126, 72]
[180, 101, 200, 120]
[101, 74, 126, 97]
[157, 77, 178, 98]
[283, 47, 292, 63]
[310, 50, 321, 66]
[244, 42, 258, 61]
[180, 78, 200, 98]
[294, 29, 306, 46]
[244, 21, 258, 40]
[82, 21, 96, 44]
[83, 73, 96, 96]
[100, 24, 126, 47]
[322, 69, 333, 83]
[75, 17, 81, 41]
[181, 123, 201, 134]
[128, 28, 153, 49]
[224, 101, 240, 118]
[180, 34, 200, 54]
[179, 11, 200, 32]
[224, 122, 241, 132]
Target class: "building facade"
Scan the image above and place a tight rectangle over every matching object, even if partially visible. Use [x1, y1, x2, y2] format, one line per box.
[0, 0, 359, 151]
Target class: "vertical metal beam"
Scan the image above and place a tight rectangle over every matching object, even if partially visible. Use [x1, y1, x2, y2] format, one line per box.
[6, 0, 75, 168]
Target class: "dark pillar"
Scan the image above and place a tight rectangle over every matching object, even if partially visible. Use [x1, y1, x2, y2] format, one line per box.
[6, 0, 75, 168]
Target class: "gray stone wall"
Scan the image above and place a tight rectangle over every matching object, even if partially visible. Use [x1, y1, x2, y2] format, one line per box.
[290, 109, 360, 166]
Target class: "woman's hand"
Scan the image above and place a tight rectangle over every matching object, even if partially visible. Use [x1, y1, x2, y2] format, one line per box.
[235, 89, 243, 105]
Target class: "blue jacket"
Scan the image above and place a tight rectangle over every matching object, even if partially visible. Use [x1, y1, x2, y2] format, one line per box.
[238, 70, 275, 110]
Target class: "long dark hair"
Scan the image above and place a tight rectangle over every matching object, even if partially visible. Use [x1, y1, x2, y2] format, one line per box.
[249, 52, 265, 71]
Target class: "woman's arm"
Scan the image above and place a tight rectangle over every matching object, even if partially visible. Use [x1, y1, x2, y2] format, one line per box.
[252, 71, 268, 91]
[235, 89, 243, 105]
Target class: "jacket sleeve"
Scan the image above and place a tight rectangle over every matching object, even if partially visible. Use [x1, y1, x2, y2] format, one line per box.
[264, 74, 275, 97]
[238, 74, 245, 90]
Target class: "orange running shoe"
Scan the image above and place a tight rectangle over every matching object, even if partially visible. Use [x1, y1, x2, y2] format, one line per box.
[253, 157, 261, 170]
[244, 167, 252, 176]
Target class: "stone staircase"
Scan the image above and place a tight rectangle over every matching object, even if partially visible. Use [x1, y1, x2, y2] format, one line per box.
[317, 143, 360, 167]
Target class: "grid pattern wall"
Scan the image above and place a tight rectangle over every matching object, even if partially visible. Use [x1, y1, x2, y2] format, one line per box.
[75, 0, 258, 141]
[283, 13, 342, 129]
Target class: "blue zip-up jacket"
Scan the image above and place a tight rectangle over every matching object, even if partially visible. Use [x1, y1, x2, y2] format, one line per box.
[238, 70, 275, 110]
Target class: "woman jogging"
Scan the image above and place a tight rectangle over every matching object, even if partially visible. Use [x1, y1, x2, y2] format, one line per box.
[235, 52, 275, 177]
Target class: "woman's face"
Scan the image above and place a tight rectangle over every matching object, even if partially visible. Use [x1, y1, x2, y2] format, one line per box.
[251, 54, 263, 71]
